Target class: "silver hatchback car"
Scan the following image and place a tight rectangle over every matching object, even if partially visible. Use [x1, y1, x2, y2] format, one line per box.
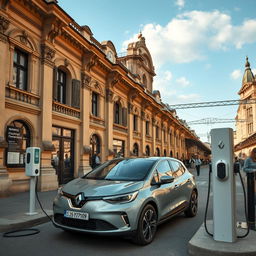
[53, 157, 198, 245]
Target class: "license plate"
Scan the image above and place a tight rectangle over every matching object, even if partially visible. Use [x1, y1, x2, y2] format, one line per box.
[64, 210, 89, 220]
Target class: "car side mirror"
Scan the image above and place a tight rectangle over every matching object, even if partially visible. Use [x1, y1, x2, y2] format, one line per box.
[160, 175, 174, 184]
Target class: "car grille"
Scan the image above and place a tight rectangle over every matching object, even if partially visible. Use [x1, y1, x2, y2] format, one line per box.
[54, 214, 117, 231]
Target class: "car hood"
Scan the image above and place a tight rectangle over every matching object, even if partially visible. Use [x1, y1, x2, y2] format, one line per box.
[62, 178, 144, 197]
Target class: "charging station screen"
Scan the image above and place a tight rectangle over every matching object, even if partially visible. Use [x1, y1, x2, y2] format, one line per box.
[34, 149, 40, 164]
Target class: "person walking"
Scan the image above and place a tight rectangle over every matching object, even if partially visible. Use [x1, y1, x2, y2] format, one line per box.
[194, 155, 202, 176]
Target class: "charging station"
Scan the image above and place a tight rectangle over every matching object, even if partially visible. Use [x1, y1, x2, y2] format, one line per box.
[25, 147, 41, 215]
[211, 128, 237, 242]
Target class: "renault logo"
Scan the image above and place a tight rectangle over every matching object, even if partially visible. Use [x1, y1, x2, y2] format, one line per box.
[74, 193, 83, 206]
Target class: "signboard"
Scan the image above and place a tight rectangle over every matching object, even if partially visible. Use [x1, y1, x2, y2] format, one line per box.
[7, 126, 22, 150]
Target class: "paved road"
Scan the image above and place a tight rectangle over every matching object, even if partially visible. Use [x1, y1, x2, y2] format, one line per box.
[0, 166, 248, 256]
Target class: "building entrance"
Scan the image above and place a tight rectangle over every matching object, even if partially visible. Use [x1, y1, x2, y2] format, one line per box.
[52, 127, 74, 184]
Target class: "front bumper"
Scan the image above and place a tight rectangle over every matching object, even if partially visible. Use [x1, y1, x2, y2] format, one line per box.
[53, 193, 141, 235]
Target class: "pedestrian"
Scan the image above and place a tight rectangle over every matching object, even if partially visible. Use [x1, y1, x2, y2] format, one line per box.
[95, 152, 101, 167]
[194, 155, 202, 176]
[189, 156, 195, 169]
[243, 148, 256, 204]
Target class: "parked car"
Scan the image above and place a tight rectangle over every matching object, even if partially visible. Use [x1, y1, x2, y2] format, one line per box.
[53, 157, 198, 245]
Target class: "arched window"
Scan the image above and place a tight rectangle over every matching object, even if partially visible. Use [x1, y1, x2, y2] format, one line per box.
[176, 152, 179, 159]
[114, 102, 121, 124]
[6, 120, 31, 167]
[156, 147, 160, 156]
[170, 150, 173, 157]
[133, 143, 139, 156]
[145, 145, 150, 156]
[164, 149, 167, 156]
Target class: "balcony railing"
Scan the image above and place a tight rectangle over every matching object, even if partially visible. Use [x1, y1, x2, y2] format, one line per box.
[5, 85, 40, 106]
[52, 101, 80, 118]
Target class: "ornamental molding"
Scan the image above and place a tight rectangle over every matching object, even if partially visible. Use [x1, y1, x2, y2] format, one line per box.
[0, 15, 10, 34]
[106, 71, 121, 88]
[41, 44, 55, 66]
[83, 51, 98, 72]
[81, 72, 91, 89]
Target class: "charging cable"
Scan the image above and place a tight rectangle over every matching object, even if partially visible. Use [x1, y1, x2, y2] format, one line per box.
[3, 177, 54, 238]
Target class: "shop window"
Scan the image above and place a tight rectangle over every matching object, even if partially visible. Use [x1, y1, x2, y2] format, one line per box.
[13, 49, 28, 91]
[6, 120, 30, 167]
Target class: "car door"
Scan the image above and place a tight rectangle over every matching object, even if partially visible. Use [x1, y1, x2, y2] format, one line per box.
[168, 160, 191, 210]
[151, 160, 176, 218]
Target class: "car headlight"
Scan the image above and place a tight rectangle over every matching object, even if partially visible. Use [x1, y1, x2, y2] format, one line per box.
[103, 191, 138, 204]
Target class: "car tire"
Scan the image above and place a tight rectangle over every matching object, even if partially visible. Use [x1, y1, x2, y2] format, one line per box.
[132, 204, 157, 245]
[184, 190, 198, 217]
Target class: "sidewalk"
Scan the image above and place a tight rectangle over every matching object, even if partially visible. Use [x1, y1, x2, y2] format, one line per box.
[0, 189, 57, 232]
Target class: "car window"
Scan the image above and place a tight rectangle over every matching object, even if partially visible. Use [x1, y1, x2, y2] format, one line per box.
[84, 158, 156, 181]
[169, 160, 185, 178]
[156, 160, 173, 178]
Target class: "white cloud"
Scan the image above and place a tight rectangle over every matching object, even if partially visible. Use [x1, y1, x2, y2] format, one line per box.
[230, 69, 242, 80]
[175, 0, 185, 9]
[176, 77, 190, 87]
[177, 94, 200, 103]
[122, 10, 256, 68]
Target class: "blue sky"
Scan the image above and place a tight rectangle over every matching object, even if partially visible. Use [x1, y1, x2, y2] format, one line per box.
[58, 0, 256, 142]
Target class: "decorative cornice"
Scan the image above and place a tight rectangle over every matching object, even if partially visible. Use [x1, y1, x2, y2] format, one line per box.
[0, 15, 10, 34]
[107, 71, 121, 88]
[83, 51, 98, 72]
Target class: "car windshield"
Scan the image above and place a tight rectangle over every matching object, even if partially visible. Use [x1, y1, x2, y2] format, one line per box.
[84, 158, 156, 181]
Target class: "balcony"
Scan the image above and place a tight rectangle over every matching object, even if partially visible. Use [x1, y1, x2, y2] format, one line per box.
[52, 101, 80, 118]
[5, 85, 40, 106]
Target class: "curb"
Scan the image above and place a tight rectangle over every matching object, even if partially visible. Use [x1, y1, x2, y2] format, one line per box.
[0, 210, 53, 233]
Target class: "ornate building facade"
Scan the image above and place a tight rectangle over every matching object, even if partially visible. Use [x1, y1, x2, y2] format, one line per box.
[234, 57, 256, 157]
[0, 0, 210, 196]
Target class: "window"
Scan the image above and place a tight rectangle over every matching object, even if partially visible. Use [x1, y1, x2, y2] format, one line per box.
[156, 126, 159, 139]
[114, 102, 121, 124]
[156, 160, 172, 178]
[164, 130, 166, 142]
[146, 121, 150, 135]
[170, 132, 172, 145]
[113, 139, 125, 157]
[169, 160, 185, 178]
[57, 69, 66, 104]
[107, 51, 114, 63]
[13, 49, 28, 90]
[6, 120, 30, 167]
[92, 92, 99, 116]
[142, 74, 147, 87]
[133, 115, 138, 131]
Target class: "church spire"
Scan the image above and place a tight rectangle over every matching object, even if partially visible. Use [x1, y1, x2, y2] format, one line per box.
[242, 56, 254, 85]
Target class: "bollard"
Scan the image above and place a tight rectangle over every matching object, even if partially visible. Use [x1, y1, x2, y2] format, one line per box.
[247, 172, 255, 230]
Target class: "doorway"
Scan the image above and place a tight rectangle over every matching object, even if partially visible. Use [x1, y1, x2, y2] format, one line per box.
[52, 127, 74, 184]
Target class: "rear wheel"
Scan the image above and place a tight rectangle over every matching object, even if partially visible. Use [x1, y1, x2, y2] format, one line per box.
[132, 204, 157, 245]
[184, 190, 198, 217]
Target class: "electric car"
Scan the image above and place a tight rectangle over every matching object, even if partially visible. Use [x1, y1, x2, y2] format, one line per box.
[53, 157, 198, 245]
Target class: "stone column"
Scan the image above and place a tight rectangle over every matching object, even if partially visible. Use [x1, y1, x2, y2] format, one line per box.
[141, 111, 146, 156]
[105, 88, 114, 160]
[78, 72, 92, 176]
[0, 17, 12, 195]
[152, 118, 156, 156]
[39, 44, 58, 191]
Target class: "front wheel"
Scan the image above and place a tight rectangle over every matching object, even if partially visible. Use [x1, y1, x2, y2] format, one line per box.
[184, 190, 198, 217]
[132, 204, 157, 245]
